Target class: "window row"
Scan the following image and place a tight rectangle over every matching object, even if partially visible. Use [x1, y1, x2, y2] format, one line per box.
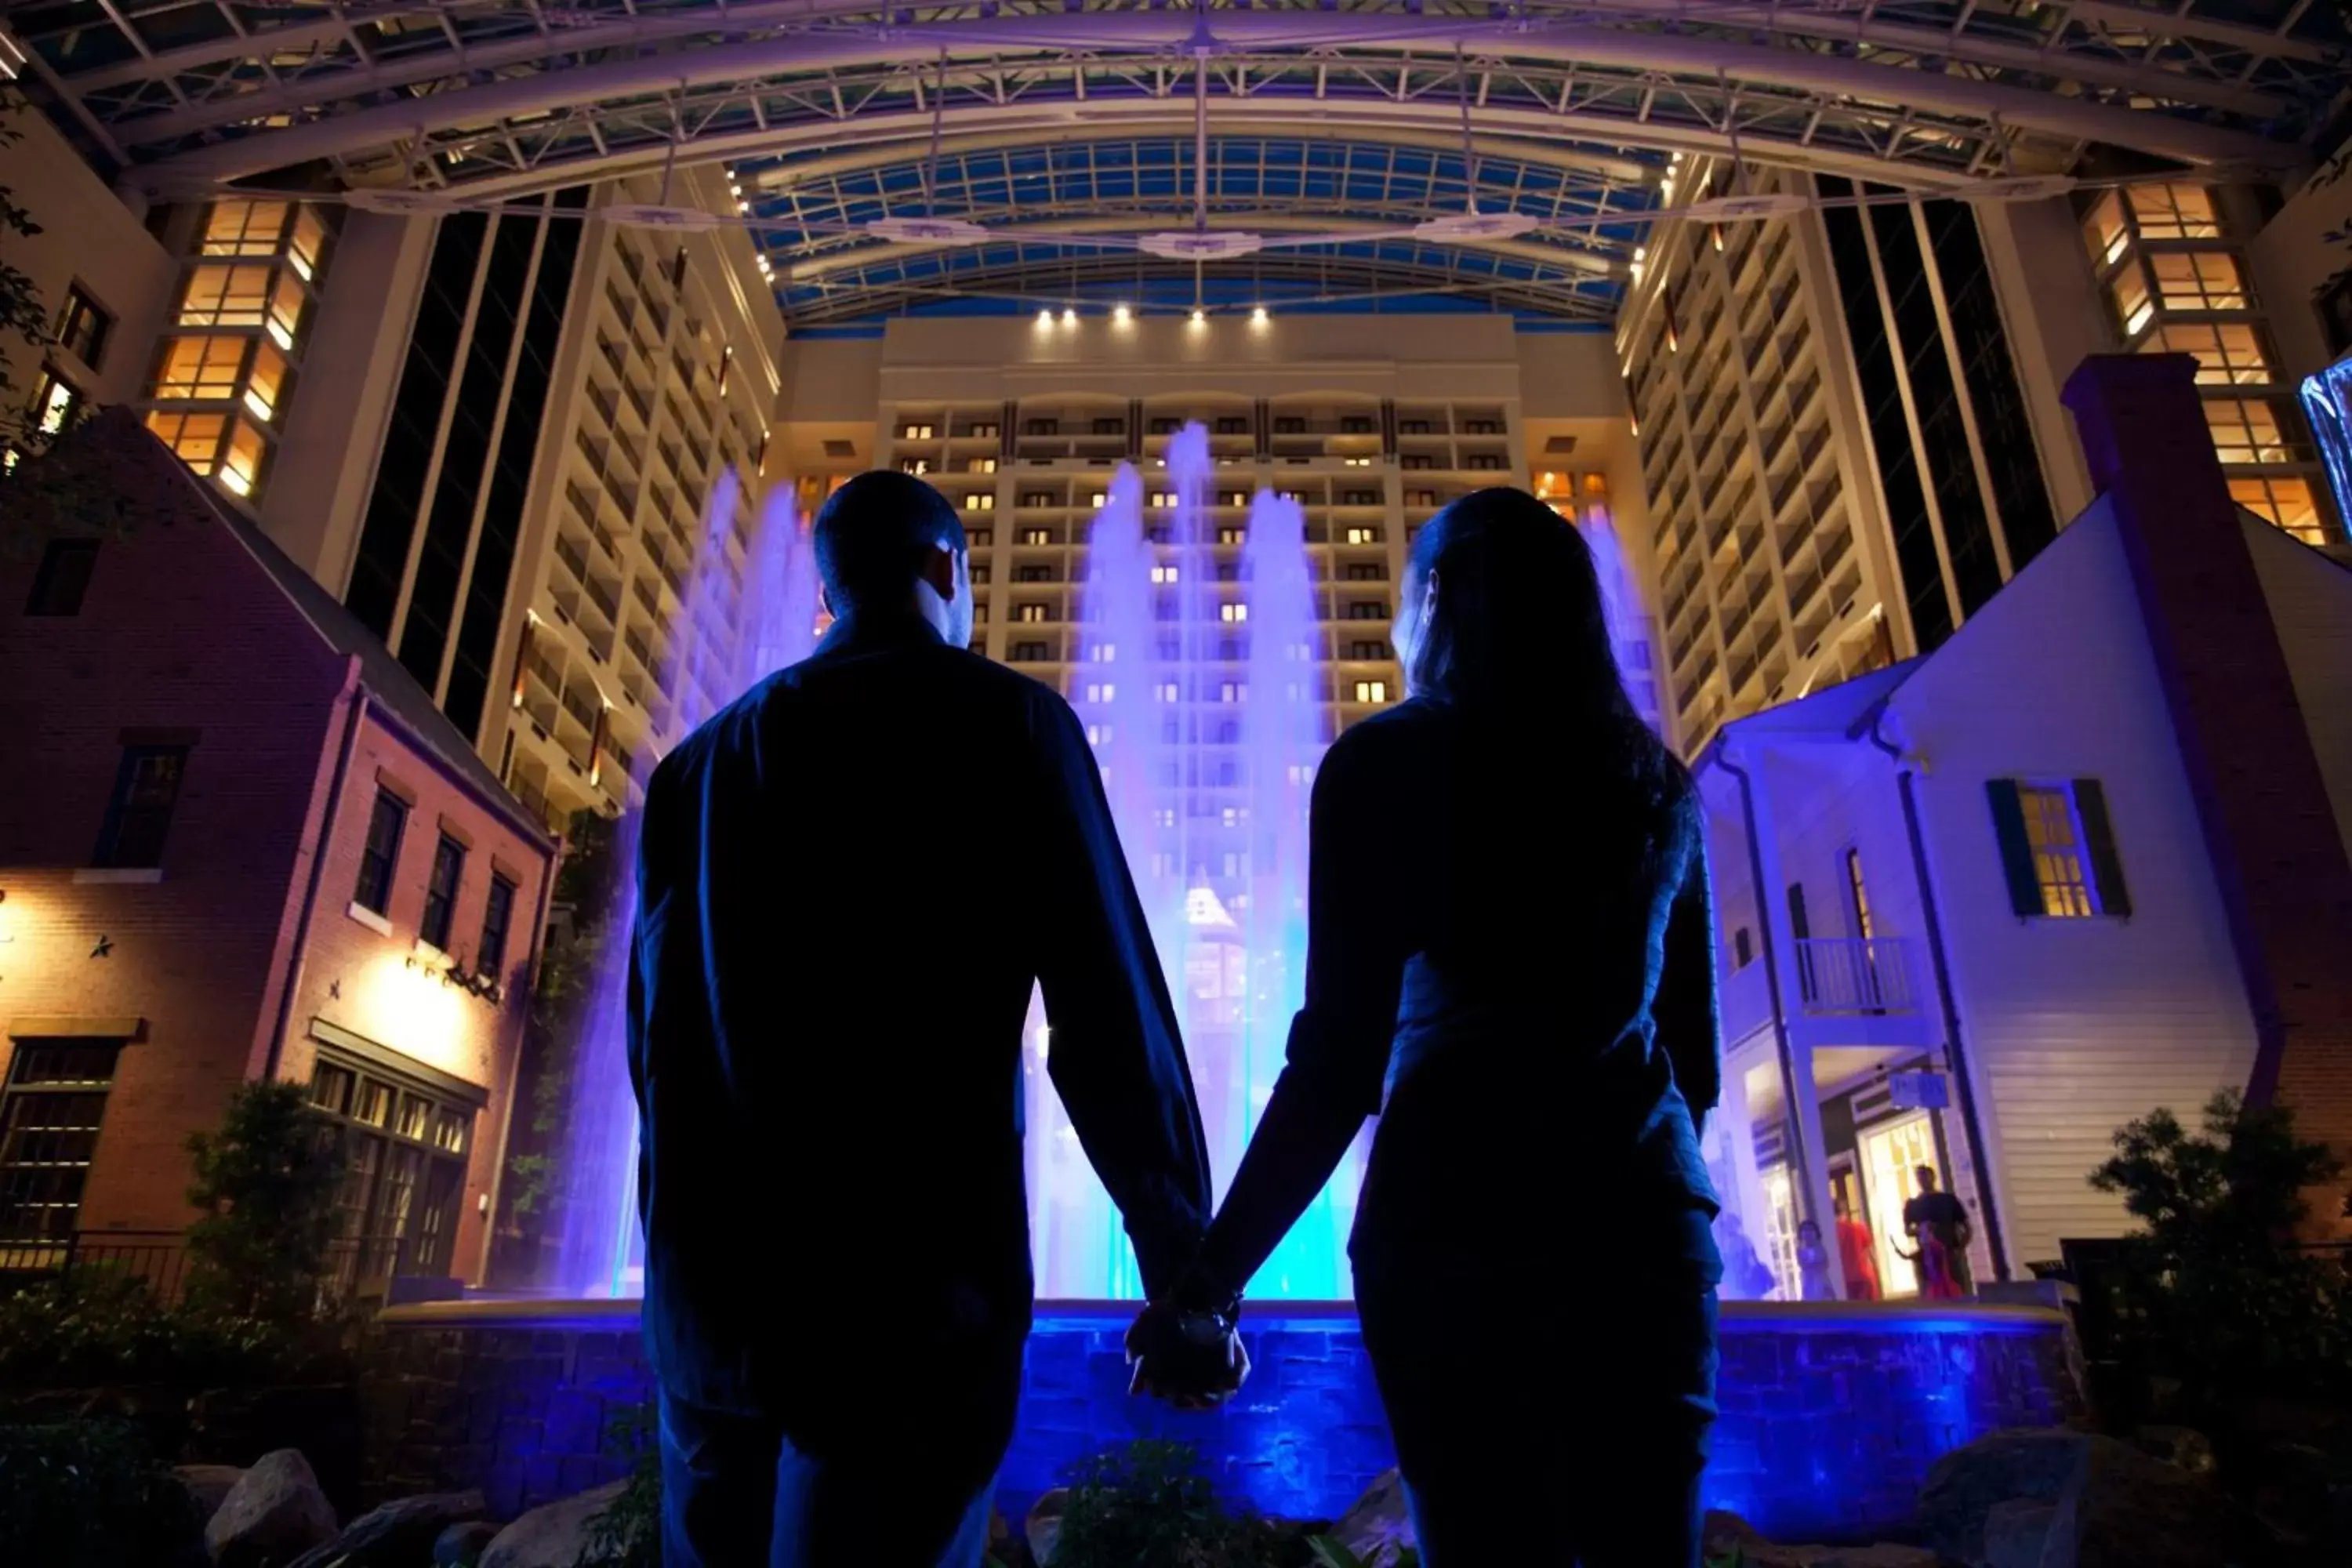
[353, 788, 521, 976]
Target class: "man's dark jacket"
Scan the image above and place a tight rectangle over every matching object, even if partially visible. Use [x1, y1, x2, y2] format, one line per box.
[627, 612, 1212, 1410]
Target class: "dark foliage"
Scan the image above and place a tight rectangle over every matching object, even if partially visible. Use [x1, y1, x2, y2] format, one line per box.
[184, 1081, 349, 1323]
[0, 1418, 205, 1567]
[2085, 1090, 2351, 1399]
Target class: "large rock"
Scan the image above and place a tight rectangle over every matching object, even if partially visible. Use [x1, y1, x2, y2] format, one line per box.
[1918, 1428, 2261, 1568]
[1984, 1500, 2062, 1568]
[479, 1481, 626, 1568]
[1328, 1469, 1416, 1566]
[1024, 1487, 1067, 1565]
[204, 1449, 337, 1568]
[286, 1490, 488, 1568]
[434, 1519, 501, 1567]
[174, 1465, 246, 1528]
[1700, 1511, 1935, 1567]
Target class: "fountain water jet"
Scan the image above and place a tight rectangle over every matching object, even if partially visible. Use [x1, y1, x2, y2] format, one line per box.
[557, 435, 1352, 1299]
[549, 467, 822, 1295]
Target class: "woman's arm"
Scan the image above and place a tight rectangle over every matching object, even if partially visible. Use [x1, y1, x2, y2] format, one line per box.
[1175, 729, 1410, 1308]
[1652, 799, 1721, 1134]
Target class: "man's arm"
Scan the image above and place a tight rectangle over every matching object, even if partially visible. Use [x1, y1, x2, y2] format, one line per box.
[1028, 691, 1212, 1299]
[1654, 799, 1721, 1136]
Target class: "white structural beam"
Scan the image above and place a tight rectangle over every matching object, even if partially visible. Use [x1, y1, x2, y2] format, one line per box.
[746, 122, 1657, 193]
[350, 95, 1998, 205]
[780, 212, 1624, 282]
[128, 13, 2307, 188]
[57, 0, 2336, 125]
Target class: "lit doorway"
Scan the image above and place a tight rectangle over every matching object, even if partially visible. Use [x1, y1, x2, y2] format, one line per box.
[1860, 1112, 1939, 1297]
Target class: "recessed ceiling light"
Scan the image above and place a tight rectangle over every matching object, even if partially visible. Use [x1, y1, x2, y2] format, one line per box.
[1036, 308, 1054, 329]
[1189, 307, 1206, 325]
[1250, 306, 1269, 325]
[1062, 307, 1078, 325]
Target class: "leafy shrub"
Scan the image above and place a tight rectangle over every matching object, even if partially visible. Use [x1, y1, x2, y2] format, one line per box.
[580, 1399, 660, 1567]
[0, 1417, 203, 1567]
[2086, 1090, 2352, 1400]
[183, 1080, 347, 1324]
[0, 1270, 320, 1394]
[1051, 1440, 1296, 1568]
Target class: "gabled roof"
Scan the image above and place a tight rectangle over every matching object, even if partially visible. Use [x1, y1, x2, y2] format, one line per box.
[30, 411, 554, 850]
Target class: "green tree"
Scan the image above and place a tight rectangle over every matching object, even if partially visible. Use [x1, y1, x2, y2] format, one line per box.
[2087, 1090, 2350, 1394]
[0, 90, 54, 462]
[182, 1080, 347, 1323]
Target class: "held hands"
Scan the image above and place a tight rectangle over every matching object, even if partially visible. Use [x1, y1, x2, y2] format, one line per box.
[1125, 1298, 1251, 1410]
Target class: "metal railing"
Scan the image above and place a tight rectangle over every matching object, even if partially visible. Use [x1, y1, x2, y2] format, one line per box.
[0, 1229, 417, 1307]
[1793, 937, 1918, 1014]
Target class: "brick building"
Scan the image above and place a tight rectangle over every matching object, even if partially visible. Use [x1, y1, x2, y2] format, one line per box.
[0, 412, 557, 1288]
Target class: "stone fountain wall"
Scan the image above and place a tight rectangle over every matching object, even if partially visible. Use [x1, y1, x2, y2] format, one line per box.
[360, 1299, 2082, 1541]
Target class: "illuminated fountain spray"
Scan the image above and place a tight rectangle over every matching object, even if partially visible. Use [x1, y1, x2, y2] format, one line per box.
[552, 466, 823, 1295]
[1029, 424, 1350, 1300]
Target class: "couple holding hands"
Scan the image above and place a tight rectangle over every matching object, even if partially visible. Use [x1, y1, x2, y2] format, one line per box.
[628, 473, 1723, 1567]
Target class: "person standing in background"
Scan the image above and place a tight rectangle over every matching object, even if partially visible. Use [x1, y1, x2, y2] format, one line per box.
[1835, 1196, 1882, 1301]
[1902, 1166, 1973, 1295]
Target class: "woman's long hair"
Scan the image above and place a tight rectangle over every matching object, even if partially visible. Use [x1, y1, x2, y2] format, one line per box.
[1406, 486, 1685, 802]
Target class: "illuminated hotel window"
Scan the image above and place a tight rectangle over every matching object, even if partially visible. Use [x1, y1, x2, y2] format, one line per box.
[218, 418, 267, 496]
[2148, 251, 2250, 314]
[29, 368, 82, 437]
[2080, 192, 2130, 267]
[2126, 183, 2223, 241]
[964, 492, 993, 511]
[177, 263, 273, 327]
[2227, 475, 2325, 546]
[2151, 323, 2273, 385]
[2107, 264, 2153, 339]
[145, 409, 227, 469]
[2204, 399, 2303, 466]
[288, 206, 330, 280]
[201, 200, 292, 256]
[1354, 680, 1390, 703]
[154, 336, 246, 401]
[243, 340, 291, 422]
[93, 744, 189, 869]
[0, 1041, 125, 1243]
[1219, 602, 1247, 623]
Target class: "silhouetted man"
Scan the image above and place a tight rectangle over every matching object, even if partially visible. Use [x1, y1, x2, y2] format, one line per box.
[626, 471, 1215, 1567]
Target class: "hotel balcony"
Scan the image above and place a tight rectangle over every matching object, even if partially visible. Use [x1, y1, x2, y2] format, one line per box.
[1722, 936, 1937, 1055]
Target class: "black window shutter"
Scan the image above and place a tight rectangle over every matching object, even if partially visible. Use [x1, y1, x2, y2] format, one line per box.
[2072, 779, 2132, 918]
[1986, 779, 2042, 916]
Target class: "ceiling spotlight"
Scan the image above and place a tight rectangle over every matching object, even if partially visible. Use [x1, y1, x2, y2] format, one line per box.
[1061, 307, 1078, 325]
[1189, 307, 1207, 326]
[1113, 303, 1132, 325]
[1036, 307, 1055, 329]
[1250, 306, 1269, 326]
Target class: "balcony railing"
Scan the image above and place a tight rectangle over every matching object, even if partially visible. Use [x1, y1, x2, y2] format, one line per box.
[1793, 938, 1919, 1014]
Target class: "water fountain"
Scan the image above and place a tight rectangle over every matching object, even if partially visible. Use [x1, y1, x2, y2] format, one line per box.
[394, 442, 2080, 1534]
[550, 468, 821, 1296]
[1028, 426, 1350, 1298]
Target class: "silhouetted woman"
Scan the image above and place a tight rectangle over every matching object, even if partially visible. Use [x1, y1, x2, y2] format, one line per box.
[1160, 488, 1724, 1566]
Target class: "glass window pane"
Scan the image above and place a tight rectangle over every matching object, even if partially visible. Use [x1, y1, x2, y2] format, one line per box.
[154, 336, 246, 401]
[178, 264, 272, 327]
[145, 410, 227, 470]
[2128, 183, 2222, 241]
[202, 200, 289, 256]
[2081, 192, 2129, 267]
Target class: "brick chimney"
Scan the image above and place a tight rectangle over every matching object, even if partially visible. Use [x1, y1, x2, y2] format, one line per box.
[2063, 354, 2352, 1218]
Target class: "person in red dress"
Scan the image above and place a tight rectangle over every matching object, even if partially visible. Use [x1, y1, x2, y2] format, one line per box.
[1835, 1196, 1882, 1301]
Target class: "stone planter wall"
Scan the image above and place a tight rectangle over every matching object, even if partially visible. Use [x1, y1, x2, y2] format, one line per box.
[361, 1298, 2083, 1541]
